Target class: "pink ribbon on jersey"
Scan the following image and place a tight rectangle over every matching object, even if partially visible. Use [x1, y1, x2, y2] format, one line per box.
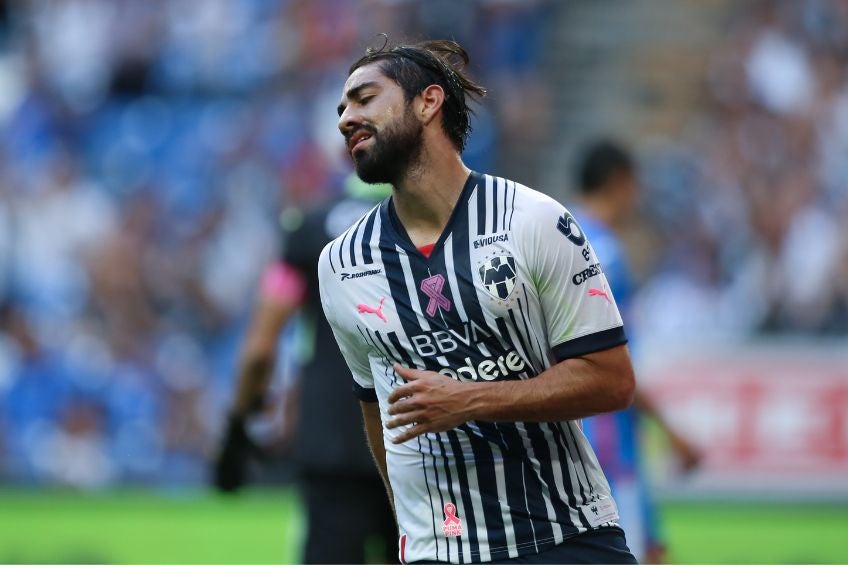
[443, 503, 461, 525]
[421, 274, 451, 317]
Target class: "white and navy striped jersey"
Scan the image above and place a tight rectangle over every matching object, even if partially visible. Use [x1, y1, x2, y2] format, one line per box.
[318, 172, 627, 563]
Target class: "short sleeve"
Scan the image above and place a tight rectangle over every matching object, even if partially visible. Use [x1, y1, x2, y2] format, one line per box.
[317, 244, 377, 401]
[517, 197, 627, 362]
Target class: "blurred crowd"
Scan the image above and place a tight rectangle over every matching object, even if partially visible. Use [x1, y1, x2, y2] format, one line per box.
[0, 0, 551, 488]
[635, 0, 848, 340]
[2, 0, 845, 490]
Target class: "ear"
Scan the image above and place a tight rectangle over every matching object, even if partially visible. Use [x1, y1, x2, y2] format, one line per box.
[415, 84, 446, 126]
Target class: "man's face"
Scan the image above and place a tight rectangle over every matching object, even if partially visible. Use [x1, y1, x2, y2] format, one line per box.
[337, 64, 423, 184]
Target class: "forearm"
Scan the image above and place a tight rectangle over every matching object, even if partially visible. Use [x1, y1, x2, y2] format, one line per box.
[361, 401, 395, 513]
[465, 350, 634, 422]
[232, 352, 276, 416]
[386, 345, 635, 443]
[231, 298, 294, 416]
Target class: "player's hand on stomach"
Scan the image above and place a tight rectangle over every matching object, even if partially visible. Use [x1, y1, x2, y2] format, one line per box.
[387, 364, 472, 443]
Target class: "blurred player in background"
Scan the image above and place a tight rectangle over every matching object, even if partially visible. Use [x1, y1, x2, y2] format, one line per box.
[213, 174, 396, 564]
[575, 139, 702, 563]
[320, 39, 638, 563]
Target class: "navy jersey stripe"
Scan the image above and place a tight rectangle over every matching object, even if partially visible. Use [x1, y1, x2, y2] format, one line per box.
[565, 423, 596, 498]
[378, 215, 426, 332]
[364, 328, 390, 362]
[515, 293, 548, 367]
[362, 328, 399, 388]
[508, 179, 517, 231]
[337, 226, 349, 269]
[489, 422, 536, 550]
[347, 213, 369, 267]
[457, 422, 509, 555]
[386, 331, 412, 368]
[476, 178, 487, 236]
[446, 430, 482, 562]
[524, 422, 580, 535]
[496, 316, 541, 377]
[491, 177, 499, 234]
[551, 422, 592, 528]
[375, 331, 402, 385]
[554, 424, 593, 529]
[357, 326, 381, 361]
[500, 177, 509, 232]
[327, 239, 339, 273]
[494, 422, 549, 550]
[360, 207, 379, 265]
[543, 422, 581, 510]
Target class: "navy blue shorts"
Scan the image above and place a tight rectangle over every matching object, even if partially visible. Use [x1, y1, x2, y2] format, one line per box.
[413, 527, 638, 564]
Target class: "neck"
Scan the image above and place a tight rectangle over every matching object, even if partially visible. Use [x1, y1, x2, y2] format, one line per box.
[391, 144, 471, 247]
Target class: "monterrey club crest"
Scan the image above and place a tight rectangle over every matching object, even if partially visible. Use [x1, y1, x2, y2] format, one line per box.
[478, 254, 517, 300]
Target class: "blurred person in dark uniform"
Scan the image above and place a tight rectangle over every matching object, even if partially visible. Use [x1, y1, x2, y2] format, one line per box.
[574, 139, 702, 563]
[213, 174, 396, 564]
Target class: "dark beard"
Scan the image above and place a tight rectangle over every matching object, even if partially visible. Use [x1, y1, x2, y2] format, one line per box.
[353, 108, 422, 185]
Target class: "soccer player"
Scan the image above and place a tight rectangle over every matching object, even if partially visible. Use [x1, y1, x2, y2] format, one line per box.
[318, 39, 639, 563]
[575, 140, 701, 563]
[214, 174, 397, 564]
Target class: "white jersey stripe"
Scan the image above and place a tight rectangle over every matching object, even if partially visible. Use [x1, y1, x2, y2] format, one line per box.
[484, 175, 495, 235]
[494, 176, 506, 233]
[417, 434, 444, 560]
[443, 236, 469, 322]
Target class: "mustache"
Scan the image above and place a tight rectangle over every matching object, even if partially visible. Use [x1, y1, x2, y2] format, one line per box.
[345, 124, 378, 144]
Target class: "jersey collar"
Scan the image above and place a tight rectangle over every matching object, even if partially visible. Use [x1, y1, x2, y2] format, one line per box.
[381, 171, 481, 261]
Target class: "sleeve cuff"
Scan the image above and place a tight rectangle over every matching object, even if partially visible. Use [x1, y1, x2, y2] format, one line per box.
[552, 326, 628, 362]
[352, 382, 378, 402]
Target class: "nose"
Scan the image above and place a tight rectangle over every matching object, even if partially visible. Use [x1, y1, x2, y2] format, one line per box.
[338, 106, 361, 138]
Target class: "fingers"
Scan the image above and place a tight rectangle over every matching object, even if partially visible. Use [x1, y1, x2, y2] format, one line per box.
[386, 408, 427, 444]
[386, 410, 424, 430]
[393, 363, 420, 381]
[387, 382, 416, 404]
[387, 395, 417, 415]
[391, 424, 428, 444]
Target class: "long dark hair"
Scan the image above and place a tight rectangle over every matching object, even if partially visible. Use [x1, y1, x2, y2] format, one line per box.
[349, 37, 487, 152]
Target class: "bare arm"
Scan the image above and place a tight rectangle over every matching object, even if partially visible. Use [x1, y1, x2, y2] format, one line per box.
[360, 401, 395, 515]
[232, 296, 298, 416]
[386, 344, 635, 444]
[635, 389, 701, 472]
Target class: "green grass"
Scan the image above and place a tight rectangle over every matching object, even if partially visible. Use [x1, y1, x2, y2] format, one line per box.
[663, 501, 848, 564]
[0, 489, 304, 564]
[0, 489, 846, 564]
